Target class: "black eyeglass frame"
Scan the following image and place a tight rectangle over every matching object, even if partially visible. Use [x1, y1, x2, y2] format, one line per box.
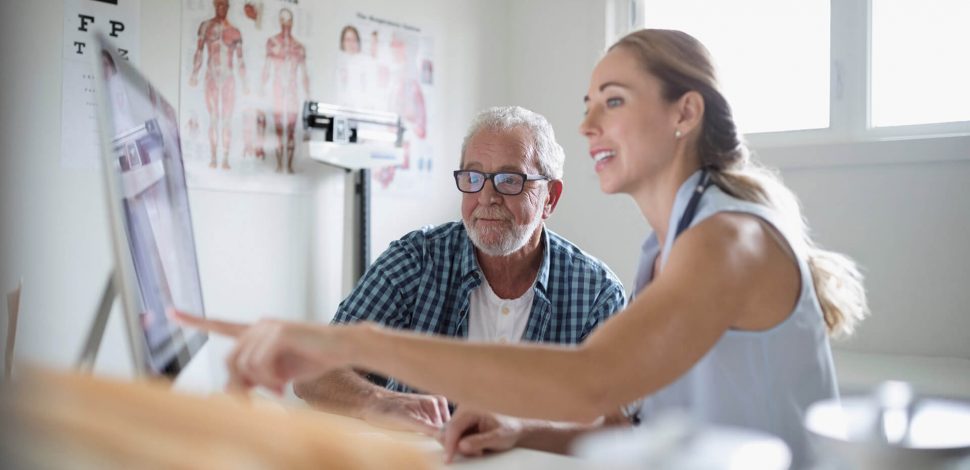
[453, 170, 550, 196]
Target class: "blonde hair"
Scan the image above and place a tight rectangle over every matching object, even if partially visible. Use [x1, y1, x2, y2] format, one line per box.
[611, 29, 869, 337]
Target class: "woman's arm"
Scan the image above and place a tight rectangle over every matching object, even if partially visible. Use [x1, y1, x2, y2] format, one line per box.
[177, 213, 797, 422]
[344, 213, 793, 421]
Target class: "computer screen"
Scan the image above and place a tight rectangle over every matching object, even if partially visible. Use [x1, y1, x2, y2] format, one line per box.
[93, 35, 206, 378]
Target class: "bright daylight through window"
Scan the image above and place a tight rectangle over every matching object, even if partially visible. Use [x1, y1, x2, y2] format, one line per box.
[642, 0, 830, 135]
[870, 0, 970, 128]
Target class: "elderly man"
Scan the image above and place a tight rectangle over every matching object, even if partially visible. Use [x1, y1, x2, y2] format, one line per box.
[294, 106, 625, 435]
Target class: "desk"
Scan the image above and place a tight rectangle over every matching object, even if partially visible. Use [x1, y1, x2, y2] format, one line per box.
[1, 367, 597, 470]
[314, 416, 597, 470]
[448, 448, 596, 470]
[168, 340, 597, 468]
[247, 393, 597, 470]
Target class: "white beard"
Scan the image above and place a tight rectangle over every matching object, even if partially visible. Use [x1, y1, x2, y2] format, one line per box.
[464, 205, 544, 257]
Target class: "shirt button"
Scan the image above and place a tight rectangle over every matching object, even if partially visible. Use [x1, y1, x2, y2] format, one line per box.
[501, 307, 510, 315]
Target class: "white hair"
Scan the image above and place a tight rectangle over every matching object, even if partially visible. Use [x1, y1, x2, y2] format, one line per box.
[460, 106, 565, 180]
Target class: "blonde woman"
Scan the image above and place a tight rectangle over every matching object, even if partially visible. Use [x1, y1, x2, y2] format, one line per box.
[177, 29, 868, 468]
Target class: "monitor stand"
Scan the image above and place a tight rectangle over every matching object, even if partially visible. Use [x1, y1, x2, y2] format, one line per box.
[71, 273, 215, 392]
[76, 272, 119, 373]
[75, 272, 148, 377]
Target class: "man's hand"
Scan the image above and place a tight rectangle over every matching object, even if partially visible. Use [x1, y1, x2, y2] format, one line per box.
[438, 407, 524, 463]
[361, 392, 451, 436]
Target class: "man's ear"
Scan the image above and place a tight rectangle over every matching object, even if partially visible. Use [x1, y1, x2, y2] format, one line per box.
[675, 90, 705, 136]
[543, 180, 563, 219]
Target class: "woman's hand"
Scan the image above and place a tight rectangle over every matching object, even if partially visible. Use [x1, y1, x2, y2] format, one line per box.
[172, 309, 351, 394]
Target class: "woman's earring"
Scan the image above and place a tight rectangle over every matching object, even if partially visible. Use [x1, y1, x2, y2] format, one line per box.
[674, 129, 682, 139]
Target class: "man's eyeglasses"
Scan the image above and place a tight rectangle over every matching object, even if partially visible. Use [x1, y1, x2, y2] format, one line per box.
[453, 170, 550, 196]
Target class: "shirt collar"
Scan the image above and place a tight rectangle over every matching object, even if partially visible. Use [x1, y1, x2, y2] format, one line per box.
[459, 224, 480, 280]
[634, 169, 706, 295]
[659, 169, 707, 266]
[535, 226, 551, 292]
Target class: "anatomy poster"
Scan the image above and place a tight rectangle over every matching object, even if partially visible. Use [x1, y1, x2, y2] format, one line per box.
[61, 0, 141, 169]
[180, 0, 313, 190]
[335, 12, 436, 197]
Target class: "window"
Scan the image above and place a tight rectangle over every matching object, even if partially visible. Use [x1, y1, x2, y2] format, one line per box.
[641, 0, 830, 134]
[870, 0, 970, 127]
[628, 0, 970, 142]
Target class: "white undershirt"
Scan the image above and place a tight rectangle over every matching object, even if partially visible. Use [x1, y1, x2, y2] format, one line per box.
[467, 277, 535, 343]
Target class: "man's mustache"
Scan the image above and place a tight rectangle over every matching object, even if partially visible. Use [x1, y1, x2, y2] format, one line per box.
[472, 208, 512, 221]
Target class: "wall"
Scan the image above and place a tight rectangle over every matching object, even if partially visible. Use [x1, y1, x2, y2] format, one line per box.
[767, 142, 970, 358]
[505, 0, 650, 289]
[504, 0, 970, 369]
[3, 0, 967, 393]
[0, 0, 508, 378]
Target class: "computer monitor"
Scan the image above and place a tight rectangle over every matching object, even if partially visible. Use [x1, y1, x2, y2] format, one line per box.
[92, 35, 206, 378]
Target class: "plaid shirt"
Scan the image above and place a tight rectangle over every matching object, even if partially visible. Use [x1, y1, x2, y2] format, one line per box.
[332, 221, 626, 394]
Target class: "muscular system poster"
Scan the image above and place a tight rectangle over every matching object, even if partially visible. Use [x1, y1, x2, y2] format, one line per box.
[335, 12, 436, 198]
[180, 0, 313, 191]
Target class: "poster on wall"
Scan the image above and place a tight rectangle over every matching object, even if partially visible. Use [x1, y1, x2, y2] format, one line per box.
[180, 0, 314, 192]
[61, 0, 141, 169]
[335, 12, 436, 198]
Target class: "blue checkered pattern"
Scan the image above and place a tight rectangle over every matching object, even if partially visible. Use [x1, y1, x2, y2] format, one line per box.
[332, 221, 626, 394]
